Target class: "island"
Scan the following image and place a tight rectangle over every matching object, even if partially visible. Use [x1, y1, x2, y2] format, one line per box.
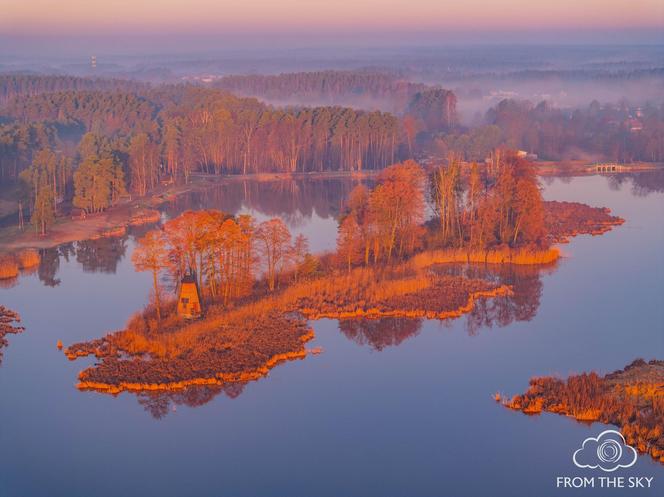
[500, 359, 664, 464]
[64, 154, 626, 397]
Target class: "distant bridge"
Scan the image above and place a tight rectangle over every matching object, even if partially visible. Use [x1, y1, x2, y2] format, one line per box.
[591, 163, 627, 173]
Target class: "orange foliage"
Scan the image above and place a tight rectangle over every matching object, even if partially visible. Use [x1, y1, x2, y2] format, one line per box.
[64, 261, 512, 393]
[0, 305, 24, 365]
[0, 256, 19, 280]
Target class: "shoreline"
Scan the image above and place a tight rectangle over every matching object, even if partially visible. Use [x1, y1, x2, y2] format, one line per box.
[0, 170, 378, 254]
[76, 330, 315, 395]
[499, 359, 664, 464]
[65, 271, 512, 394]
[0, 166, 636, 255]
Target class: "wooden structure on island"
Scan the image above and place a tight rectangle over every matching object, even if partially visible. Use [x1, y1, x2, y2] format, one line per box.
[177, 271, 203, 319]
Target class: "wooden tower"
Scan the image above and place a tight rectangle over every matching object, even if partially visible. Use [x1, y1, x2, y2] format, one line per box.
[177, 271, 202, 319]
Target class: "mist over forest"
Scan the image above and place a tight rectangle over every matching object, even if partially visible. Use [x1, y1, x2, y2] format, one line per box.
[2, 45, 662, 118]
[0, 44, 662, 224]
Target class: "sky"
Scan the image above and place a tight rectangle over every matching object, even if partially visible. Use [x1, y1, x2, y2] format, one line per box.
[2, 0, 663, 55]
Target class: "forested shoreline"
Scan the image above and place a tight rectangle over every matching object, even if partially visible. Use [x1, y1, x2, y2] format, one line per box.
[0, 72, 661, 236]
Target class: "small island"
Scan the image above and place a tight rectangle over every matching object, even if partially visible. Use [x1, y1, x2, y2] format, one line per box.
[500, 359, 664, 464]
[65, 154, 625, 396]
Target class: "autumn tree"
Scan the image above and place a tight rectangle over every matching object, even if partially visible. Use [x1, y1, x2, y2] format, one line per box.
[255, 218, 292, 291]
[430, 156, 463, 244]
[128, 133, 160, 196]
[32, 186, 55, 235]
[337, 215, 362, 272]
[73, 154, 127, 214]
[162, 210, 209, 286]
[370, 160, 426, 262]
[289, 234, 309, 282]
[132, 230, 169, 321]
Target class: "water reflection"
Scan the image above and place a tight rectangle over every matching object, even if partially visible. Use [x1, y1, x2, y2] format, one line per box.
[137, 383, 247, 420]
[339, 318, 424, 351]
[434, 262, 556, 336]
[162, 177, 370, 222]
[127, 261, 556, 418]
[75, 237, 127, 274]
[606, 169, 664, 196]
[28, 177, 372, 287]
[36, 237, 128, 285]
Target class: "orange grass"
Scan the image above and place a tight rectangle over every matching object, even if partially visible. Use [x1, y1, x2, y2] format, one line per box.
[501, 359, 664, 464]
[411, 247, 561, 267]
[65, 264, 511, 394]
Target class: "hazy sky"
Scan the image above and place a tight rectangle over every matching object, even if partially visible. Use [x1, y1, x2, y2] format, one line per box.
[2, 0, 663, 54]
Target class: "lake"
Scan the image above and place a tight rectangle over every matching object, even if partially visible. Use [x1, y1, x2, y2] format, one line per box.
[1, 173, 663, 497]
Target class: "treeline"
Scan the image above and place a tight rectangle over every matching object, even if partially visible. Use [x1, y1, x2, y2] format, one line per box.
[213, 70, 427, 112]
[0, 86, 402, 180]
[435, 99, 664, 162]
[0, 85, 407, 231]
[4, 90, 159, 137]
[337, 152, 547, 271]
[0, 74, 146, 105]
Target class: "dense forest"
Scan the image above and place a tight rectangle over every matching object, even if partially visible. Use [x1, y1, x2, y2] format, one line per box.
[0, 85, 405, 231]
[0, 73, 662, 234]
[0, 74, 146, 105]
[212, 70, 427, 112]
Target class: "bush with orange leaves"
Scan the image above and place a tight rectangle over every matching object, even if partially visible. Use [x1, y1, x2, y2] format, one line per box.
[502, 359, 664, 464]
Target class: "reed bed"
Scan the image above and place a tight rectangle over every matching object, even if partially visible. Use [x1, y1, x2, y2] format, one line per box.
[502, 359, 664, 464]
[411, 247, 561, 267]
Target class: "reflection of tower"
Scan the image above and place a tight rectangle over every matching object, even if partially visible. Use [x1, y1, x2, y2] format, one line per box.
[90, 55, 96, 69]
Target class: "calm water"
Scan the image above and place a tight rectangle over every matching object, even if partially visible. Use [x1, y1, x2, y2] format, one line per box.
[1, 174, 663, 497]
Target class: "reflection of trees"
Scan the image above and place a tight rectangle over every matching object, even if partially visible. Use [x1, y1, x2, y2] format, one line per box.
[338, 318, 423, 351]
[75, 237, 127, 273]
[37, 243, 75, 286]
[432, 262, 554, 336]
[136, 383, 247, 419]
[32, 178, 372, 287]
[163, 177, 372, 223]
[607, 170, 664, 197]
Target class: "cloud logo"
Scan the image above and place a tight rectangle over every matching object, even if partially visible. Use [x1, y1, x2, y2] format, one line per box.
[573, 430, 638, 472]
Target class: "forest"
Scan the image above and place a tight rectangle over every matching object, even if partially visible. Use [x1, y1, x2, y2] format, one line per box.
[0, 74, 146, 105]
[0, 73, 661, 236]
[212, 70, 427, 111]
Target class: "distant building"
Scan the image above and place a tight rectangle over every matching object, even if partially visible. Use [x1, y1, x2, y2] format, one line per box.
[626, 118, 643, 132]
[177, 271, 202, 319]
[90, 55, 96, 69]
